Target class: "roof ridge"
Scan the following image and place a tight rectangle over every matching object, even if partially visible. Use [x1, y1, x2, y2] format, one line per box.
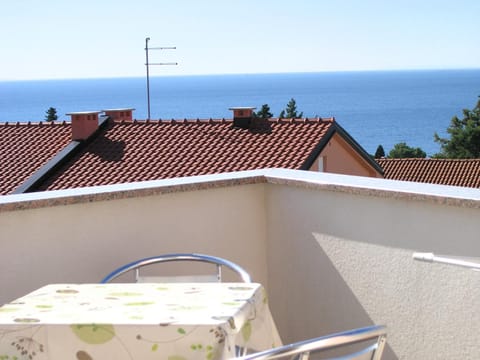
[2, 120, 69, 127]
[265, 117, 335, 123]
[112, 117, 337, 125]
[379, 158, 480, 162]
[115, 118, 232, 124]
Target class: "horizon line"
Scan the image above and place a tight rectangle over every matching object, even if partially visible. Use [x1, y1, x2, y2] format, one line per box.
[1, 67, 479, 83]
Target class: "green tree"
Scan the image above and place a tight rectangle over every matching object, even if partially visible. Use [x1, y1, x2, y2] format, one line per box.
[45, 107, 58, 122]
[279, 98, 303, 119]
[255, 104, 273, 119]
[374, 145, 385, 158]
[388, 142, 426, 158]
[433, 97, 480, 158]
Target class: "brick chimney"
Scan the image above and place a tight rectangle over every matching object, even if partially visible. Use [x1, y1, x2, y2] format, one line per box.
[229, 107, 256, 129]
[103, 108, 135, 122]
[67, 111, 101, 141]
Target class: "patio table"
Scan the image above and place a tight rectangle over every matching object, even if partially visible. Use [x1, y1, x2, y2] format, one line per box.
[0, 282, 281, 360]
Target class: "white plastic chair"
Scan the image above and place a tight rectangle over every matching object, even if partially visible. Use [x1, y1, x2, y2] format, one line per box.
[234, 325, 387, 360]
[100, 253, 251, 283]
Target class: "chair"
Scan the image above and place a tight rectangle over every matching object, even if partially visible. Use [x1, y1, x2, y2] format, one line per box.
[100, 253, 252, 283]
[234, 325, 386, 360]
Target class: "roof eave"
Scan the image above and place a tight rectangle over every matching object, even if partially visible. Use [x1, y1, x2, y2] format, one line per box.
[300, 126, 336, 170]
[12, 115, 111, 194]
[334, 122, 385, 175]
[11, 141, 82, 194]
[300, 122, 385, 176]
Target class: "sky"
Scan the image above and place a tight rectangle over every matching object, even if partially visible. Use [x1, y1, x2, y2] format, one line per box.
[1, 0, 479, 81]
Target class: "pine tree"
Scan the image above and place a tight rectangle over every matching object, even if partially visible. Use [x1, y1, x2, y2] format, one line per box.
[283, 98, 303, 118]
[388, 142, 426, 158]
[433, 97, 480, 158]
[45, 107, 58, 122]
[255, 104, 273, 119]
[374, 145, 385, 158]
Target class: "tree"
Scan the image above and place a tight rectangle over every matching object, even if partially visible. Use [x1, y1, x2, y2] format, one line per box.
[279, 98, 303, 119]
[374, 145, 385, 158]
[433, 97, 480, 158]
[45, 107, 58, 122]
[388, 142, 426, 158]
[255, 104, 273, 119]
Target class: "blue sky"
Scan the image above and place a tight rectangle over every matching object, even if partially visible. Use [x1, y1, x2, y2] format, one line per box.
[1, 0, 479, 80]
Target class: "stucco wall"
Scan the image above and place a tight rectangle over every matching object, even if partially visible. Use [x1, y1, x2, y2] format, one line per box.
[310, 133, 381, 178]
[2, 170, 480, 359]
[265, 182, 480, 360]
[0, 183, 268, 304]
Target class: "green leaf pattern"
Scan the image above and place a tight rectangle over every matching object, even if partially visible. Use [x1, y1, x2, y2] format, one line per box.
[71, 324, 115, 344]
[0, 283, 278, 360]
[242, 321, 252, 342]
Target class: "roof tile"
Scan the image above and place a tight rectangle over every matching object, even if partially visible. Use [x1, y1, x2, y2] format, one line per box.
[1, 116, 385, 193]
[377, 158, 480, 188]
[0, 121, 72, 195]
[28, 117, 334, 191]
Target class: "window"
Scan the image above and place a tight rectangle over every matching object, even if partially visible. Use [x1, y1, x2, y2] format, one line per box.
[318, 157, 325, 172]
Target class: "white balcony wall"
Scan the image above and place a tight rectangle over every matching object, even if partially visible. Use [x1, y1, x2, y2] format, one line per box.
[264, 174, 480, 360]
[0, 182, 268, 303]
[1, 169, 480, 359]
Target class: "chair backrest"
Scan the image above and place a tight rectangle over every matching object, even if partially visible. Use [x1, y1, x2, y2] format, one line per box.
[100, 253, 252, 283]
[235, 325, 387, 360]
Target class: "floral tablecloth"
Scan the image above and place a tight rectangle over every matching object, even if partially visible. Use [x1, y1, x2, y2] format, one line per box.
[0, 283, 281, 360]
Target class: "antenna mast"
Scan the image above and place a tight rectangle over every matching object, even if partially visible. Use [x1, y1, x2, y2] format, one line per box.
[145, 37, 177, 120]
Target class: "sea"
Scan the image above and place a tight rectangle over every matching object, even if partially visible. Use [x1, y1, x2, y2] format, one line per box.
[1, 69, 479, 157]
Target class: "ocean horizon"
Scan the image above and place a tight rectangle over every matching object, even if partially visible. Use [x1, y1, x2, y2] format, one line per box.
[1, 69, 479, 156]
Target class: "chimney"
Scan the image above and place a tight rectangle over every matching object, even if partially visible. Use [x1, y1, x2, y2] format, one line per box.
[229, 107, 256, 129]
[67, 111, 101, 141]
[103, 108, 135, 122]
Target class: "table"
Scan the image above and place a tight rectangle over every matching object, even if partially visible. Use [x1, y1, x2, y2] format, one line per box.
[0, 283, 282, 360]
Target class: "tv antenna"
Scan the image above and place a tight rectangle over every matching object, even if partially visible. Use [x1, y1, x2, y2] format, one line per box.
[145, 37, 178, 120]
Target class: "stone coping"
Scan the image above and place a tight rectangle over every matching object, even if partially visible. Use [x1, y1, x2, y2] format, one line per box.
[1, 169, 479, 212]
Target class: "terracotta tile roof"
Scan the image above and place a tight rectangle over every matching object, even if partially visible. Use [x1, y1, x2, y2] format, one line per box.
[376, 158, 480, 188]
[36, 117, 337, 191]
[0, 121, 72, 195]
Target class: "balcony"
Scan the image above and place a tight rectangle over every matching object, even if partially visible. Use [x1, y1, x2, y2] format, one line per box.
[1, 168, 479, 359]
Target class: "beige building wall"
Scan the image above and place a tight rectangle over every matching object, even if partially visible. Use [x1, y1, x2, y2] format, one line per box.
[309, 133, 382, 178]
